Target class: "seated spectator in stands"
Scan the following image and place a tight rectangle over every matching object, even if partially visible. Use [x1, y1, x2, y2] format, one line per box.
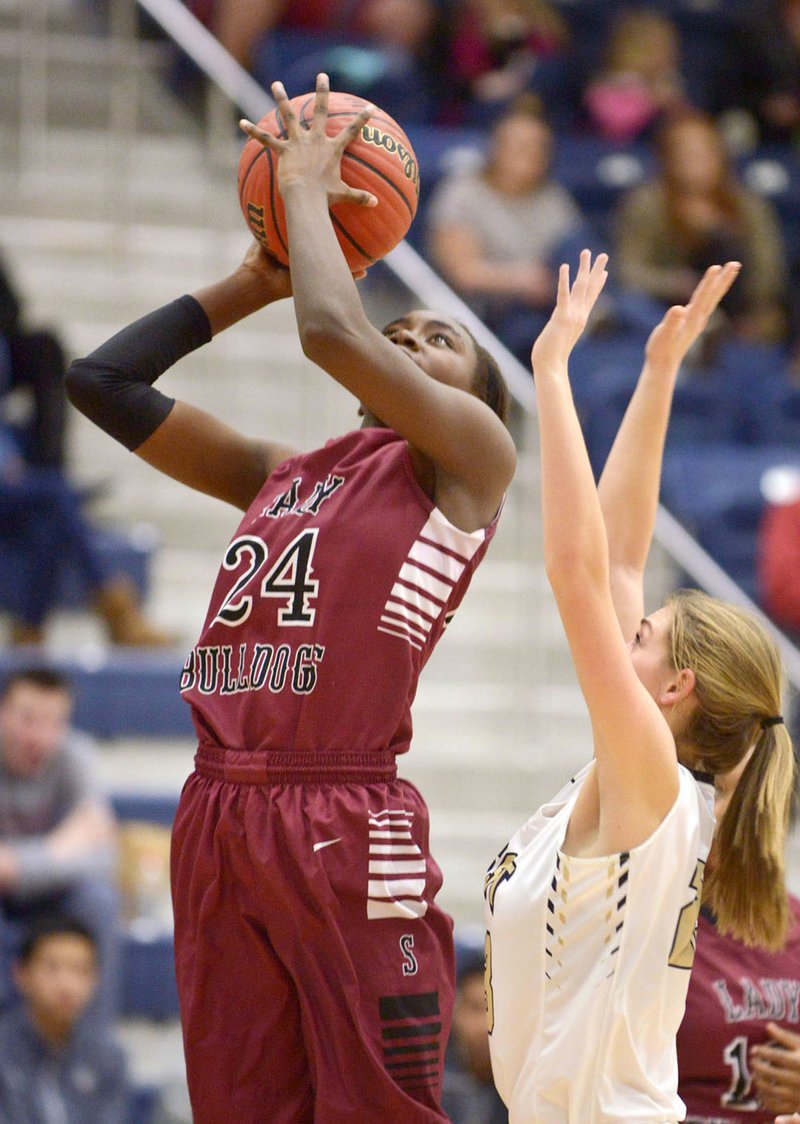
[442, 943, 508, 1124]
[582, 8, 687, 146]
[724, 0, 800, 146]
[757, 467, 800, 635]
[0, 422, 171, 646]
[677, 747, 800, 1121]
[447, 0, 571, 127]
[426, 94, 586, 364]
[0, 914, 129, 1124]
[613, 110, 789, 347]
[0, 669, 120, 1025]
[196, 0, 449, 123]
[0, 250, 67, 471]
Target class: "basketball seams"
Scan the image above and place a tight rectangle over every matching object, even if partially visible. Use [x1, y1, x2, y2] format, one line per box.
[238, 143, 266, 206]
[341, 150, 416, 218]
[266, 147, 290, 261]
[329, 212, 375, 268]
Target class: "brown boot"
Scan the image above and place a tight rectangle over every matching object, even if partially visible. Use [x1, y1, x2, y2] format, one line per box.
[10, 620, 45, 645]
[95, 577, 175, 647]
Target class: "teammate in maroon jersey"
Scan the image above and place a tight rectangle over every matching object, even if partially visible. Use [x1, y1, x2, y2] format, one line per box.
[64, 74, 515, 1123]
[679, 751, 800, 1123]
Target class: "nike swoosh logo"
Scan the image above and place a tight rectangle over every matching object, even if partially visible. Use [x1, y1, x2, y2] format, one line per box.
[312, 837, 342, 853]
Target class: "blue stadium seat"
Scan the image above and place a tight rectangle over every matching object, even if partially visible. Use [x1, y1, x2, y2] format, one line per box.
[250, 28, 438, 125]
[120, 930, 179, 1021]
[127, 1084, 160, 1124]
[111, 793, 179, 827]
[740, 147, 800, 277]
[113, 793, 180, 1024]
[0, 523, 154, 613]
[660, 443, 800, 598]
[551, 134, 654, 237]
[0, 651, 193, 738]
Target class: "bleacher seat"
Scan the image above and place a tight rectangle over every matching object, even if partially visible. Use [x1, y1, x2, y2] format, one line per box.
[127, 1084, 160, 1124]
[660, 443, 800, 600]
[112, 793, 180, 1023]
[120, 929, 179, 1021]
[0, 651, 193, 738]
[0, 522, 155, 613]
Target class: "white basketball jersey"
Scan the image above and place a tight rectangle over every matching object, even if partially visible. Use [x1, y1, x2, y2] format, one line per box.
[484, 761, 715, 1124]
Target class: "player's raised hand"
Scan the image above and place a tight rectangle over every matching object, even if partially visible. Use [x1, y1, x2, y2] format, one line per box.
[644, 261, 740, 373]
[239, 73, 378, 210]
[531, 249, 609, 374]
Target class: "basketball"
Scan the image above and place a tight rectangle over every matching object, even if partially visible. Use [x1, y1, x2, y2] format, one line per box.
[237, 91, 420, 273]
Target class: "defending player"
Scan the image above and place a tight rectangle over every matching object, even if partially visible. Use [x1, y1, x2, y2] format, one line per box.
[484, 253, 795, 1122]
[64, 76, 515, 1123]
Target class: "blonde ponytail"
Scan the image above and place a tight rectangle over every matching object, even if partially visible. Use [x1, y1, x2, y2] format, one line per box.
[667, 589, 797, 948]
[703, 722, 795, 949]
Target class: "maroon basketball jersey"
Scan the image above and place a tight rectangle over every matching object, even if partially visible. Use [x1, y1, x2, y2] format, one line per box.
[180, 427, 500, 755]
[677, 900, 800, 1122]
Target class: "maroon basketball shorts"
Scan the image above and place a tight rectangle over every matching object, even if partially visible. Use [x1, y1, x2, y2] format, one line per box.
[171, 744, 455, 1124]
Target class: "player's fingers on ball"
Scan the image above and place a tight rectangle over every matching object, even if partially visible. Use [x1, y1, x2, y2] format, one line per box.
[271, 81, 299, 135]
[312, 73, 330, 131]
[340, 187, 378, 209]
[239, 119, 282, 150]
[340, 104, 374, 149]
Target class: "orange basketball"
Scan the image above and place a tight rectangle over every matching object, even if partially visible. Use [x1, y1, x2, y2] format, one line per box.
[237, 91, 420, 272]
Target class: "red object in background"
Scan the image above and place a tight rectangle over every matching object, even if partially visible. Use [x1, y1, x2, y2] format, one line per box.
[757, 496, 800, 633]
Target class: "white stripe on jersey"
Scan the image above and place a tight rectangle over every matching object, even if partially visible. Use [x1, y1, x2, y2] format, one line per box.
[377, 624, 423, 650]
[367, 899, 427, 920]
[368, 877, 426, 897]
[369, 860, 426, 875]
[389, 581, 442, 620]
[408, 540, 466, 582]
[397, 563, 452, 604]
[384, 600, 434, 634]
[419, 508, 488, 561]
[378, 508, 488, 649]
[367, 806, 427, 921]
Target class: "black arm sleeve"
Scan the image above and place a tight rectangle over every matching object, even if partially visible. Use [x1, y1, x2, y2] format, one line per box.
[65, 294, 212, 451]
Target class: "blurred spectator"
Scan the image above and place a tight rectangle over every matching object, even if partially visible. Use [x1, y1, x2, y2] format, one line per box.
[613, 110, 789, 347]
[447, 0, 572, 127]
[0, 668, 120, 1025]
[757, 467, 800, 636]
[426, 94, 586, 364]
[677, 749, 800, 1121]
[0, 251, 67, 471]
[194, 0, 449, 123]
[442, 943, 508, 1124]
[0, 421, 171, 647]
[582, 8, 687, 145]
[0, 914, 129, 1124]
[724, 0, 800, 146]
[152, 1078, 192, 1124]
